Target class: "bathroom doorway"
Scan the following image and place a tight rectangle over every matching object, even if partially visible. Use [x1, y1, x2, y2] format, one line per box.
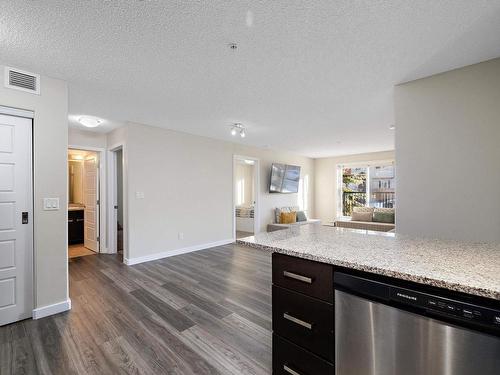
[68, 148, 100, 259]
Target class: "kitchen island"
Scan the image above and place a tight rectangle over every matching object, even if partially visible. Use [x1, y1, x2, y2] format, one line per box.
[238, 225, 500, 375]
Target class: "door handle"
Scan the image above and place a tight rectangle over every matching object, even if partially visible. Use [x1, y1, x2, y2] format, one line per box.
[283, 364, 302, 375]
[283, 271, 313, 284]
[283, 313, 313, 330]
[114, 205, 118, 209]
[22, 212, 28, 224]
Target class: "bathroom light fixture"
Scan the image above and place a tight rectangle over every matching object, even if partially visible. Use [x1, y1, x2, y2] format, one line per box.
[230, 123, 246, 138]
[79, 116, 102, 128]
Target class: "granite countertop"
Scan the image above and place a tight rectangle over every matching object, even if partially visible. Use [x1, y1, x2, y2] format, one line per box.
[237, 225, 500, 301]
[68, 204, 84, 211]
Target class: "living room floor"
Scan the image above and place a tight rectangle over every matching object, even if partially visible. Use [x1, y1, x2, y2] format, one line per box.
[0, 244, 272, 374]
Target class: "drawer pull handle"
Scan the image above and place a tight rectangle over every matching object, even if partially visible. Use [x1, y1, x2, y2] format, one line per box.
[283, 313, 312, 330]
[283, 364, 302, 375]
[283, 271, 312, 284]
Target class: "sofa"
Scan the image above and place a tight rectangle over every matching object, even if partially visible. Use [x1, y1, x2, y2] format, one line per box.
[334, 207, 395, 232]
[267, 206, 321, 232]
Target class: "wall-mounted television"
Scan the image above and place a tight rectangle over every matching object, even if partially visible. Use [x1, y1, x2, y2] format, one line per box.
[269, 163, 301, 193]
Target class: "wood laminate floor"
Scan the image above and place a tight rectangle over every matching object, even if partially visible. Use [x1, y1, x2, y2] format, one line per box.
[68, 244, 97, 259]
[0, 244, 272, 374]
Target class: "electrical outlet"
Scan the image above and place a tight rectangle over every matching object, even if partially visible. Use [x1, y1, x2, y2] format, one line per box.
[178, 232, 184, 240]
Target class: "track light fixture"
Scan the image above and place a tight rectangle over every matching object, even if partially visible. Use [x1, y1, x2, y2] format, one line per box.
[230, 123, 246, 138]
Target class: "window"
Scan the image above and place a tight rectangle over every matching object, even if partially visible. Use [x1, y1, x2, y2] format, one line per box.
[236, 179, 245, 206]
[338, 163, 395, 217]
[298, 174, 309, 212]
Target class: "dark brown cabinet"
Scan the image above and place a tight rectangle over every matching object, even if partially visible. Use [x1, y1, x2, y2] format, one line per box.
[272, 252, 333, 303]
[273, 334, 334, 375]
[68, 209, 84, 244]
[272, 253, 334, 374]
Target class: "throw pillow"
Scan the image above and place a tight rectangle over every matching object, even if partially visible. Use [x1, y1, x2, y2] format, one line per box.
[280, 211, 297, 224]
[351, 211, 373, 222]
[296, 211, 307, 222]
[275, 208, 282, 223]
[373, 209, 395, 223]
[353, 206, 374, 214]
[275, 206, 300, 223]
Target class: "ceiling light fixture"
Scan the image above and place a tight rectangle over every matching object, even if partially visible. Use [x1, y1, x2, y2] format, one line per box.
[230, 123, 246, 138]
[79, 116, 102, 128]
[389, 124, 395, 130]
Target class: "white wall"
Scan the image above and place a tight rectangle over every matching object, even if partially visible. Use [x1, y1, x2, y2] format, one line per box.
[0, 65, 69, 310]
[314, 151, 395, 224]
[119, 122, 314, 263]
[233, 144, 315, 232]
[68, 127, 106, 149]
[395, 58, 500, 242]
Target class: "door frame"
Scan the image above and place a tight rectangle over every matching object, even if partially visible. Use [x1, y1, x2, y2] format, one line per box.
[68, 145, 106, 253]
[107, 143, 127, 261]
[233, 154, 260, 240]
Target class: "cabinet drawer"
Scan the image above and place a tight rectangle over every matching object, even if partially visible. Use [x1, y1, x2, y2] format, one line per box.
[272, 253, 333, 302]
[273, 334, 334, 375]
[272, 285, 333, 361]
[68, 209, 84, 220]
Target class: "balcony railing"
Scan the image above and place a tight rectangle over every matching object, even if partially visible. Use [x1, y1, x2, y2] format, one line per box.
[342, 191, 395, 216]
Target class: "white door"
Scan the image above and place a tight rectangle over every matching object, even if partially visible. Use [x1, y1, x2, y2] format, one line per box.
[84, 155, 99, 252]
[0, 113, 33, 326]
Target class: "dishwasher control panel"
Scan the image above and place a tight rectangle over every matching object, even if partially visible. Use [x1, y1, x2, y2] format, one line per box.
[390, 287, 500, 329]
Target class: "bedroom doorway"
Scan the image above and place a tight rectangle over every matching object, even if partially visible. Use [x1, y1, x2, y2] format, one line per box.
[107, 145, 126, 261]
[233, 155, 259, 240]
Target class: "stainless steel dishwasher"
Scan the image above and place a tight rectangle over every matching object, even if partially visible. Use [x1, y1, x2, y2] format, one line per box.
[334, 272, 500, 375]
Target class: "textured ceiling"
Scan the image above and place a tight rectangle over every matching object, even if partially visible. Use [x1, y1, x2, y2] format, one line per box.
[1, 1, 500, 157]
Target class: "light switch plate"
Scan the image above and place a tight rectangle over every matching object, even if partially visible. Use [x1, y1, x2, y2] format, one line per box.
[43, 197, 60, 211]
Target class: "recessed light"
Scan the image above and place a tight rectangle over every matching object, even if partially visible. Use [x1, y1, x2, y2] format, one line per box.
[79, 116, 102, 128]
[389, 124, 395, 130]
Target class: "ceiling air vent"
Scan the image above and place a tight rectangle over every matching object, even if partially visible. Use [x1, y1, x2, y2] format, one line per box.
[4, 67, 40, 95]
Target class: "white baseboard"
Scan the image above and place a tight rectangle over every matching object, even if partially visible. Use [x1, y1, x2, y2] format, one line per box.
[124, 238, 234, 266]
[33, 298, 72, 320]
